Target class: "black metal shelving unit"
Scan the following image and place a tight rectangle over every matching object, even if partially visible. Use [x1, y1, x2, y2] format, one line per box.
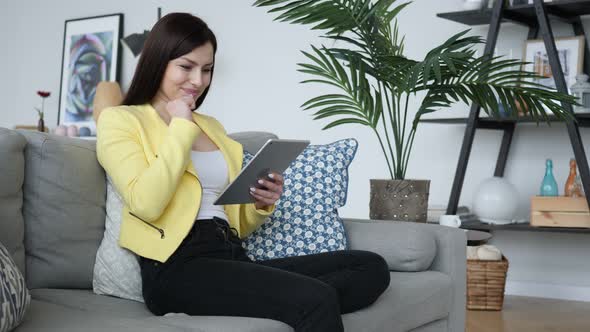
[444, 220, 590, 234]
[426, 0, 590, 233]
[421, 114, 590, 127]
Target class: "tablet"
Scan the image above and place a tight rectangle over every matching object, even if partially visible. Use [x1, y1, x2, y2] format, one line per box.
[213, 139, 310, 205]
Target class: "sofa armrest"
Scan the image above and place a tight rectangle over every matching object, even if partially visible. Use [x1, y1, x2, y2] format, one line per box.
[342, 218, 466, 332]
[428, 223, 467, 332]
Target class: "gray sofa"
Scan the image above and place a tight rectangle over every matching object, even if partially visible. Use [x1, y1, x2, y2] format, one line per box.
[0, 127, 466, 332]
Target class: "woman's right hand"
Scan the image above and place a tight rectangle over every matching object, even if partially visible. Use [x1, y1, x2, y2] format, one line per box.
[165, 95, 195, 122]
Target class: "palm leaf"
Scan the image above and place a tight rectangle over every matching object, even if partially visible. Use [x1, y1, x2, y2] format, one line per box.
[413, 91, 451, 129]
[254, 0, 576, 180]
[322, 118, 371, 130]
[255, 0, 410, 36]
[295, 45, 378, 129]
[413, 53, 576, 120]
[254, 0, 368, 35]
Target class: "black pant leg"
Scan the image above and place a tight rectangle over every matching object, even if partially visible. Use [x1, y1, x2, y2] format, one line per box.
[140, 254, 344, 332]
[257, 250, 391, 314]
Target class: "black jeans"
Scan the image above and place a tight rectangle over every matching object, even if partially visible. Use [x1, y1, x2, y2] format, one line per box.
[140, 217, 390, 332]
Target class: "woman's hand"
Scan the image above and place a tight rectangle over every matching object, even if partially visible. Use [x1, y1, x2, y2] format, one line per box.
[165, 95, 195, 122]
[250, 172, 284, 210]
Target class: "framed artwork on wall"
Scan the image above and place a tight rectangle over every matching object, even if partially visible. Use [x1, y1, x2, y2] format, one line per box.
[57, 13, 123, 134]
[523, 36, 585, 93]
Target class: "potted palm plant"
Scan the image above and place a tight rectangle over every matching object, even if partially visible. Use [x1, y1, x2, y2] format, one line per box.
[253, 0, 575, 222]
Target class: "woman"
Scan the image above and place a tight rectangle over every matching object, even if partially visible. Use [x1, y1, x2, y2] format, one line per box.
[97, 12, 390, 332]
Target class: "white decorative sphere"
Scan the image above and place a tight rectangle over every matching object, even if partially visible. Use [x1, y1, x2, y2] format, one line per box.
[472, 177, 519, 225]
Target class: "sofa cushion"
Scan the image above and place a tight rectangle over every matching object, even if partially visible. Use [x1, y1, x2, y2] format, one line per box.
[29, 271, 451, 332]
[0, 241, 31, 332]
[30, 289, 293, 331]
[343, 219, 437, 272]
[228, 131, 278, 154]
[243, 139, 357, 260]
[93, 177, 143, 302]
[30, 289, 151, 318]
[145, 314, 293, 332]
[16, 299, 172, 332]
[342, 271, 452, 332]
[17, 131, 106, 289]
[0, 128, 27, 275]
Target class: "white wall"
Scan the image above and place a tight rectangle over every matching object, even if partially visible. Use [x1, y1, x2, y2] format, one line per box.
[2, 0, 590, 301]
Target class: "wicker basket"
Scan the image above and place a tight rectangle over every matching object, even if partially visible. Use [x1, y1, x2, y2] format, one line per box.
[466, 256, 509, 310]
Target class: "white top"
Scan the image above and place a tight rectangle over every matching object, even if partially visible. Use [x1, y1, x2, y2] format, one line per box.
[190, 150, 230, 221]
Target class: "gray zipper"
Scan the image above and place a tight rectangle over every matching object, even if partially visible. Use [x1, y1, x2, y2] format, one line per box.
[129, 211, 165, 239]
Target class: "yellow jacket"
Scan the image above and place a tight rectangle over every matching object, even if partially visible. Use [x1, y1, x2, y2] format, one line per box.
[96, 104, 274, 262]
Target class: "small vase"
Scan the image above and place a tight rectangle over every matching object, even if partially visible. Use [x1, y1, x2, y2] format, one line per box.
[540, 159, 558, 196]
[37, 118, 45, 132]
[565, 158, 577, 197]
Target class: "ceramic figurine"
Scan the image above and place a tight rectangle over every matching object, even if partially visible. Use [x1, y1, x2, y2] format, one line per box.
[54, 125, 67, 136]
[540, 159, 558, 196]
[67, 125, 79, 137]
[78, 126, 91, 137]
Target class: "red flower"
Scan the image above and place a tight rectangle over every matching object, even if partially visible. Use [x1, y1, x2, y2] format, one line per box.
[37, 91, 51, 98]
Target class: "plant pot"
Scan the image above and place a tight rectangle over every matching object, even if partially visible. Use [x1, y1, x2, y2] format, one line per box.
[369, 179, 430, 222]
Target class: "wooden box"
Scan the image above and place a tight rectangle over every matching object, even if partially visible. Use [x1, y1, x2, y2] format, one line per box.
[530, 196, 590, 228]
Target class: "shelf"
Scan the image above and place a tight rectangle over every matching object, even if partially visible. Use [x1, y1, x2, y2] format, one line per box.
[420, 114, 590, 128]
[460, 220, 590, 233]
[436, 0, 590, 224]
[437, 0, 590, 26]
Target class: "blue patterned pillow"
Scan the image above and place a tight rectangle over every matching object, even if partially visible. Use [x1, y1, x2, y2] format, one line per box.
[0, 242, 30, 331]
[243, 138, 358, 260]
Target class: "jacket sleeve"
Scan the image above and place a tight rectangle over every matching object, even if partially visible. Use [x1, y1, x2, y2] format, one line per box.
[96, 108, 200, 222]
[239, 203, 275, 238]
[208, 117, 276, 237]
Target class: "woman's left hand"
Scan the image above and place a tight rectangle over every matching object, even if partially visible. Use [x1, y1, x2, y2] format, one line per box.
[250, 172, 284, 210]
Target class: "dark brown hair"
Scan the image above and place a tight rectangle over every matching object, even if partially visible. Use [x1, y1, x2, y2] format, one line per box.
[122, 13, 217, 110]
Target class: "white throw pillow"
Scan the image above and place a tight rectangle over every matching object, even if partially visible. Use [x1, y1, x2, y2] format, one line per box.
[93, 176, 143, 302]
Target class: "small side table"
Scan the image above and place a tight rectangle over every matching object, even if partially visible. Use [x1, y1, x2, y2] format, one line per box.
[466, 230, 492, 246]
